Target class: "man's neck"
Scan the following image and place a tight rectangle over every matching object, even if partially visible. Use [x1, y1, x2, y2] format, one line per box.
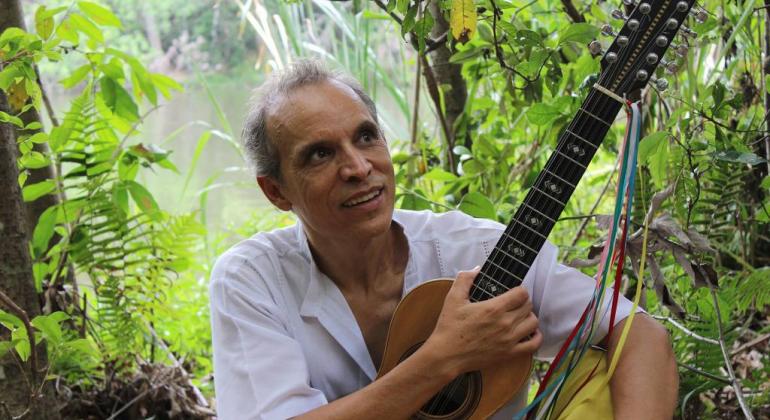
[305, 222, 408, 295]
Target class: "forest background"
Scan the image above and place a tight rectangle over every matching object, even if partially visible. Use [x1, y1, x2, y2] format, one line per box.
[0, 0, 768, 418]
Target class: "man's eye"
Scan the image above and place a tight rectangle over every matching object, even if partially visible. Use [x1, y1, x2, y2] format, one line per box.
[361, 131, 376, 143]
[309, 148, 332, 162]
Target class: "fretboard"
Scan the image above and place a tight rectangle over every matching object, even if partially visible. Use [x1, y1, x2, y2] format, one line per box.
[470, 89, 623, 302]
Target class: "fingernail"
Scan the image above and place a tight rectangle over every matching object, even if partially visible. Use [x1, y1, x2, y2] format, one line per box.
[472, 265, 481, 272]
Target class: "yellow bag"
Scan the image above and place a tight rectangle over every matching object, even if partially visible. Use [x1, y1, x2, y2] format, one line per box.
[551, 349, 614, 420]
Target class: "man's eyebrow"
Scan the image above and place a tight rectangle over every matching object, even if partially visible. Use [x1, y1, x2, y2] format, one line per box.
[294, 139, 332, 162]
[355, 120, 380, 136]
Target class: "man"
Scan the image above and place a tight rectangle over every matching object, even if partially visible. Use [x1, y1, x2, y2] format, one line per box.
[209, 60, 678, 419]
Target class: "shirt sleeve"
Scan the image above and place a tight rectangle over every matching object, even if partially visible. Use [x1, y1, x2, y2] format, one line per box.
[530, 241, 640, 360]
[210, 253, 327, 420]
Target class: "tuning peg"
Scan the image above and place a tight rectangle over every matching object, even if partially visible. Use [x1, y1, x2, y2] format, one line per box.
[589, 40, 604, 55]
[680, 25, 697, 38]
[650, 77, 669, 91]
[622, 0, 636, 6]
[611, 9, 627, 20]
[601, 24, 616, 37]
[691, 8, 708, 23]
[661, 59, 679, 73]
[637, 2, 652, 14]
[671, 43, 689, 56]
[616, 35, 630, 47]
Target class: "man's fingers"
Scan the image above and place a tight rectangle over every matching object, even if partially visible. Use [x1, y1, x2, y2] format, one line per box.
[449, 267, 480, 301]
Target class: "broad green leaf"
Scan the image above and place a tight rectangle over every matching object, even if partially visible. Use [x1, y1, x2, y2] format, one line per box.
[35, 5, 55, 39]
[0, 110, 23, 127]
[459, 192, 496, 220]
[449, 47, 484, 64]
[0, 339, 21, 356]
[59, 64, 91, 88]
[461, 159, 484, 175]
[11, 328, 30, 362]
[32, 205, 57, 257]
[68, 13, 103, 43]
[99, 77, 139, 121]
[31, 313, 67, 345]
[515, 49, 550, 79]
[125, 180, 161, 220]
[25, 121, 43, 131]
[0, 310, 23, 329]
[0, 27, 26, 46]
[19, 151, 51, 169]
[401, 5, 417, 36]
[638, 131, 668, 164]
[761, 176, 770, 189]
[424, 168, 458, 182]
[78, 1, 122, 28]
[649, 139, 669, 187]
[758, 200, 770, 223]
[450, 0, 477, 43]
[712, 151, 766, 166]
[32, 262, 47, 293]
[558, 23, 599, 45]
[56, 17, 79, 44]
[527, 103, 561, 126]
[399, 192, 431, 210]
[150, 73, 183, 100]
[113, 182, 129, 215]
[516, 30, 543, 47]
[22, 179, 56, 202]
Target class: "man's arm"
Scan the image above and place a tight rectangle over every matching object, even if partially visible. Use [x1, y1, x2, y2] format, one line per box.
[607, 314, 679, 419]
[295, 269, 542, 419]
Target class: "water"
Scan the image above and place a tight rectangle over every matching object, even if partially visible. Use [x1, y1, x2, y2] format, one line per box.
[137, 79, 272, 231]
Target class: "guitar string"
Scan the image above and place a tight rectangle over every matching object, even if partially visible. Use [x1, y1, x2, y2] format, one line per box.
[427, 88, 614, 415]
[433, 13, 666, 410]
[425, 88, 612, 416]
[529, 13, 674, 419]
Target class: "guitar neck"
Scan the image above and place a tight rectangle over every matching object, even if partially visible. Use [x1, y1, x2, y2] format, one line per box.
[471, 89, 623, 302]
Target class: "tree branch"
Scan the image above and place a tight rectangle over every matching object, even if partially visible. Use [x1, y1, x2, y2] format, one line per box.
[0, 289, 37, 389]
[560, 0, 585, 22]
[709, 287, 755, 419]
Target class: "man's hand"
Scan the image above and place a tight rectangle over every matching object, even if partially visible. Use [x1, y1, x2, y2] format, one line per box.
[422, 268, 543, 378]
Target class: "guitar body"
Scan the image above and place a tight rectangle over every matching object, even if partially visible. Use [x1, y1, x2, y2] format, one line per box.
[377, 279, 532, 419]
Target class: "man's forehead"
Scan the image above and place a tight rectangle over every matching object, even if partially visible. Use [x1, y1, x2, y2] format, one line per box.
[265, 80, 373, 145]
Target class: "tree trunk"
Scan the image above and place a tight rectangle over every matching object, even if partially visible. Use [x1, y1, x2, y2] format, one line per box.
[0, 92, 59, 419]
[0, 2, 59, 418]
[0, 0, 60, 239]
[426, 3, 467, 139]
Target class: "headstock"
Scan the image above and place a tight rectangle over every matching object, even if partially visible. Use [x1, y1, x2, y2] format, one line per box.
[592, 0, 706, 96]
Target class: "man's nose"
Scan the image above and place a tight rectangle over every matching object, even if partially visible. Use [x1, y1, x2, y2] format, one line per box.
[339, 148, 372, 181]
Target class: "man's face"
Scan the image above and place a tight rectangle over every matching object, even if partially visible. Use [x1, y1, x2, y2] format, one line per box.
[258, 80, 396, 243]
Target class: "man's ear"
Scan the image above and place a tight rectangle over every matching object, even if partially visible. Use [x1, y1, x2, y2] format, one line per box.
[257, 176, 293, 211]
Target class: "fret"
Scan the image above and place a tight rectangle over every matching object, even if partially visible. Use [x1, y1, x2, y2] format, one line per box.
[501, 231, 540, 255]
[490, 244, 533, 269]
[477, 271, 510, 293]
[469, 284, 496, 301]
[578, 107, 612, 128]
[513, 219, 548, 240]
[565, 129, 598, 150]
[522, 202, 557, 224]
[484, 259, 525, 283]
[543, 168, 577, 190]
[554, 149, 587, 170]
[532, 185, 567, 207]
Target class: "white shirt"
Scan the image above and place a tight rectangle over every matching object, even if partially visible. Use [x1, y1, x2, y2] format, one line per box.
[209, 209, 634, 420]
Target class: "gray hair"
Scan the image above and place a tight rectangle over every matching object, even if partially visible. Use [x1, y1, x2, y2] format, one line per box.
[242, 59, 379, 180]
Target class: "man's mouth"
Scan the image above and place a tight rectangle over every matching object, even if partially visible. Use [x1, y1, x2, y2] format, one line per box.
[343, 188, 383, 207]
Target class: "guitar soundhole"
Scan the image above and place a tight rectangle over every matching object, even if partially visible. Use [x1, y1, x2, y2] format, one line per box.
[399, 343, 482, 419]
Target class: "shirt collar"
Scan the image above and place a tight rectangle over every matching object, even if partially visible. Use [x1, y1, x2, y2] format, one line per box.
[295, 211, 416, 380]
